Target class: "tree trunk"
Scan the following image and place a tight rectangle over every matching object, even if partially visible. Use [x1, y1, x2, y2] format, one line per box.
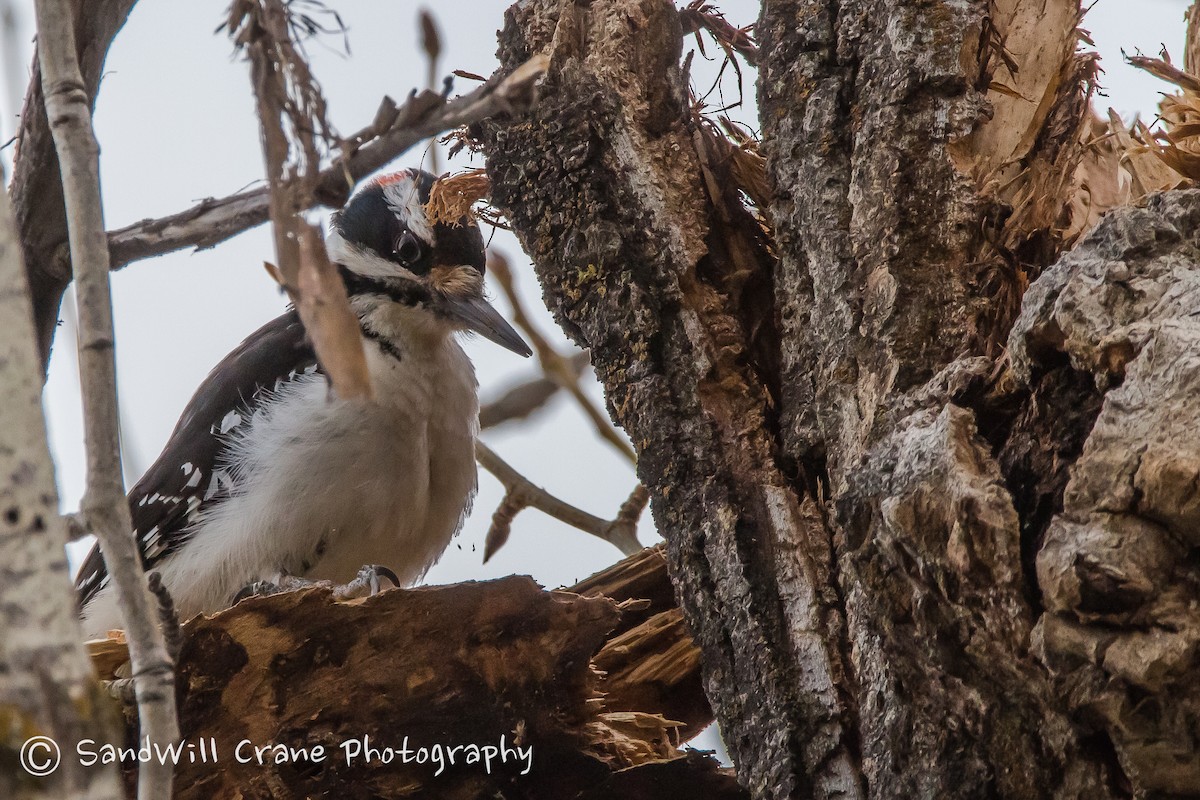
[9, 0, 137, 370]
[0, 178, 122, 800]
[481, 0, 1194, 797]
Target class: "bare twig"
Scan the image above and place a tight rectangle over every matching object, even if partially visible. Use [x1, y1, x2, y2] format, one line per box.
[1126, 53, 1200, 94]
[1189, 3, 1200, 79]
[100, 53, 548, 272]
[32, 1, 178, 798]
[233, 0, 372, 401]
[478, 351, 591, 429]
[418, 7, 442, 174]
[476, 441, 644, 560]
[487, 251, 637, 463]
[475, 251, 644, 558]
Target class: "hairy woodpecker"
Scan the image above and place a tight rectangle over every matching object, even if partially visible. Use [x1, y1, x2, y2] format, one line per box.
[76, 168, 531, 639]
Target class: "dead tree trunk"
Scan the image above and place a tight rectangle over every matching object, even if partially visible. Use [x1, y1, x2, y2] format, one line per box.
[481, 0, 1195, 797]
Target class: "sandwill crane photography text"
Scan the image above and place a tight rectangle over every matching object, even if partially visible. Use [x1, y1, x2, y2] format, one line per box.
[20, 733, 534, 778]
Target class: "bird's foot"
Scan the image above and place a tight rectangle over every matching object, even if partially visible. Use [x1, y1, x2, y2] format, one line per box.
[231, 573, 329, 605]
[331, 564, 401, 600]
[232, 566, 397, 605]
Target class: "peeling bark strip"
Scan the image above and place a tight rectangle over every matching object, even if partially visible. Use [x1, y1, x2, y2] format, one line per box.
[480, 2, 859, 798]
[231, 0, 374, 403]
[1011, 191, 1200, 794]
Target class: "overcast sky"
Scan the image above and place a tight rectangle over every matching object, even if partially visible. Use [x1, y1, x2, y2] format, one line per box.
[0, 0, 1193, 759]
[4, 0, 696, 591]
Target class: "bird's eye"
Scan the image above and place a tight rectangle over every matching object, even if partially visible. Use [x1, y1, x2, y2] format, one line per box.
[394, 232, 423, 265]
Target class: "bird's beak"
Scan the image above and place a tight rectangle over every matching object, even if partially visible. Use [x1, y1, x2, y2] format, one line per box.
[442, 294, 533, 357]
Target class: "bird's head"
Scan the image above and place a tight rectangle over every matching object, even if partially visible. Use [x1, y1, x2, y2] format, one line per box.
[326, 168, 532, 357]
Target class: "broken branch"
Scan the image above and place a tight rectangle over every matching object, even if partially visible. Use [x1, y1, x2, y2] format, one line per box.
[476, 441, 645, 560]
[234, 0, 372, 401]
[87, 559, 729, 799]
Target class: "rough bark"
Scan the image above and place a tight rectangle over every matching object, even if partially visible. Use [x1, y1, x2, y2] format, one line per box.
[1010, 191, 1200, 794]
[0, 179, 122, 799]
[480, 2, 859, 798]
[754, 0, 1116, 791]
[477, 0, 1182, 797]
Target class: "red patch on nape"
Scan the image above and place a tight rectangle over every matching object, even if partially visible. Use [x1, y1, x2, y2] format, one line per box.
[372, 169, 418, 188]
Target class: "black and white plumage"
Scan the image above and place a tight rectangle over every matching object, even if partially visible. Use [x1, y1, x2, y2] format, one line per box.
[77, 168, 531, 638]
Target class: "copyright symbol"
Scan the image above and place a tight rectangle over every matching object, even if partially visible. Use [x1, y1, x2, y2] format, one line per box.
[20, 736, 61, 776]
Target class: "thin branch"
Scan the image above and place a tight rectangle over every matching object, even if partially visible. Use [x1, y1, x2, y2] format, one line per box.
[487, 250, 637, 463]
[1189, 2, 1200, 78]
[476, 441, 644, 560]
[474, 252, 644, 559]
[99, 53, 548, 272]
[32, 1, 178, 799]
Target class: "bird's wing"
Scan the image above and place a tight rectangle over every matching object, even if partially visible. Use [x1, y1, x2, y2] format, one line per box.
[75, 311, 318, 607]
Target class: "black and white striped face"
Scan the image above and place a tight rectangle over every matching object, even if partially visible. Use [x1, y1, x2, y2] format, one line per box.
[327, 169, 531, 357]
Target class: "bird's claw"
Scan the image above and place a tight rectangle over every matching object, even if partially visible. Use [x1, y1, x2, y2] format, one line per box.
[232, 579, 282, 604]
[232, 566, 396, 604]
[332, 564, 401, 600]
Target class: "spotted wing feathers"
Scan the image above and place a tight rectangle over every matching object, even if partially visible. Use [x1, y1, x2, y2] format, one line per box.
[75, 311, 318, 606]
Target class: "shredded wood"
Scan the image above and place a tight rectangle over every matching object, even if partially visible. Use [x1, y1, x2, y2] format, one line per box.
[679, 0, 758, 66]
[690, 105, 771, 231]
[1122, 53, 1200, 185]
[426, 167, 491, 226]
[584, 710, 685, 767]
[941, 1, 1100, 350]
[85, 629, 130, 680]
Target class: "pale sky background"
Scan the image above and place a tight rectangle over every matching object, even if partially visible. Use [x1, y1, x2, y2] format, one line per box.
[0, 0, 1192, 762]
